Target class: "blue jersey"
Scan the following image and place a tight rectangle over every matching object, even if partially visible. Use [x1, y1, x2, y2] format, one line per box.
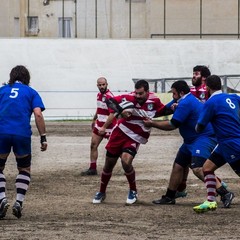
[198, 92, 240, 142]
[198, 92, 240, 163]
[171, 93, 215, 143]
[0, 83, 45, 137]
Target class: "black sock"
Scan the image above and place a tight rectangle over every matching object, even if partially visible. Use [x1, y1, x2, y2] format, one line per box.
[216, 186, 228, 196]
[166, 188, 177, 199]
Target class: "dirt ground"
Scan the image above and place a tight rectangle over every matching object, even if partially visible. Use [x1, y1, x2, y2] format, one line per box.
[1, 121, 240, 240]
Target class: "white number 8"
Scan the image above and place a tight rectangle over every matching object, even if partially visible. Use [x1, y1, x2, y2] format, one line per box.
[226, 98, 235, 109]
[9, 88, 19, 98]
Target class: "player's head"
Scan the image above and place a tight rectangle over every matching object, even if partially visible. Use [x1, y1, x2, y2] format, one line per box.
[9, 65, 30, 86]
[97, 77, 108, 94]
[206, 75, 222, 94]
[171, 80, 190, 101]
[134, 80, 149, 105]
[192, 65, 211, 87]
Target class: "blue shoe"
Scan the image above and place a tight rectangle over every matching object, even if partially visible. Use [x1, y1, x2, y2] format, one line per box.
[0, 198, 9, 219]
[175, 190, 187, 199]
[92, 192, 106, 204]
[126, 190, 138, 204]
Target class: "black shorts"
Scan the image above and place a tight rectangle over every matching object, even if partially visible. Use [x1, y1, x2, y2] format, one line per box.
[174, 150, 206, 169]
[209, 151, 240, 175]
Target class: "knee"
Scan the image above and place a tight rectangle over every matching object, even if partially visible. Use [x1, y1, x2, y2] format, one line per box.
[192, 167, 204, 180]
[16, 155, 31, 170]
[172, 162, 184, 173]
[90, 142, 98, 150]
[103, 153, 118, 172]
[121, 159, 132, 172]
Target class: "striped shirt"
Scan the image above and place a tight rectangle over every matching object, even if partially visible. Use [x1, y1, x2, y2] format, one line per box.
[112, 92, 165, 144]
[95, 89, 116, 135]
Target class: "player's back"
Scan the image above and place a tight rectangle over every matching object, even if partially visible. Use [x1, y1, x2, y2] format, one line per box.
[173, 93, 214, 143]
[0, 83, 42, 137]
[204, 93, 240, 141]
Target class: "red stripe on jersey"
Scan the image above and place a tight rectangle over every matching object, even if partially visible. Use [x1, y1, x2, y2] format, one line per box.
[112, 92, 165, 144]
[96, 89, 116, 129]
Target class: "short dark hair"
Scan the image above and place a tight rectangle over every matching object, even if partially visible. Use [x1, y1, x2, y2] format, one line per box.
[171, 80, 190, 94]
[135, 79, 149, 91]
[193, 65, 211, 78]
[9, 65, 30, 86]
[206, 75, 222, 91]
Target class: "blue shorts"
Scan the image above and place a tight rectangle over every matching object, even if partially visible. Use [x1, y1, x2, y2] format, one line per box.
[0, 134, 31, 156]
[175, 136, 217, 169]
[214, 139, 240, 164]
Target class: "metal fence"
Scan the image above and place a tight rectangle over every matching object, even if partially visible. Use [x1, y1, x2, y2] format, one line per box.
[37, 75, 240, 120]
[133, 75, 240, 93]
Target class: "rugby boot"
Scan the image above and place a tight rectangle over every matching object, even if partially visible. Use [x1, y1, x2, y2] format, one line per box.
[193, 200, 217, 213]
[220, 192, 234, 208]
[175, 190, 187, 199]
[12, 201, 22, 219]
[0, 198, 9, 219]
[126, 190, 138, 204]
[92, 192, 106, 204]
[152, 195, 175, 205]
[81, 168, 97, 176]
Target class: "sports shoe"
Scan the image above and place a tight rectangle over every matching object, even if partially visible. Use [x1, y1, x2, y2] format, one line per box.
[0, 198, 9, 219]
[92, 192, 106, 204]
[152, 195, 175, 205]
[81, 168, 97, 176]
[193, 200, 217, 213]
[175, 190, 187, 199]
[221, 192, 234, 208]
[126, 190, 138, 204]
[221, 181, 228, 189]
[216, 181, 228, 197]
[12, 202, 22, 219]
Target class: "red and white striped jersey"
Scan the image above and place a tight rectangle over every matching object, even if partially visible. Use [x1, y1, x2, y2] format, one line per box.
[95, 89, 116, 135]
[112, 92, 165, 144]
[190, 83, 209, 103]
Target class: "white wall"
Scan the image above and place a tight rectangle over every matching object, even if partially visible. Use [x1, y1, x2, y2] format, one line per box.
[1, 39, 240, 119]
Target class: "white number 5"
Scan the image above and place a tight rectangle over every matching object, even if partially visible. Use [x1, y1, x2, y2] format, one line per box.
[9, 88, 19, 98]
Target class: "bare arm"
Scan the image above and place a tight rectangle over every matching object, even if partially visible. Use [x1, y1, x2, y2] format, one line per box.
[143, 118, 176, 131]
[98, 113, 116, 135]
[33, 107, 47, 151]
[91, 111, 98, 129]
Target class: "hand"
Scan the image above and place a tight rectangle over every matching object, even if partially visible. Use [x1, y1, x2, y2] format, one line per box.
[121, 109, 133, 118]
[91, 121, 95, 130]
[41, 142, 47, 151]
[40, 135, 47, 151]
[171, 103, 178, 111]
[143, 118, 153, 127]
[98, 127, 106, 136]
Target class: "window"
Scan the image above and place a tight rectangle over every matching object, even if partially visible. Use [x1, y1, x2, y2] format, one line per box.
[58, 17, 72, 38]
[27, 16, 39, 35]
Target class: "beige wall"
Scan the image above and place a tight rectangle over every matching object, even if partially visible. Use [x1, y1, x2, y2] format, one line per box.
[0, 0, 239, 39]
